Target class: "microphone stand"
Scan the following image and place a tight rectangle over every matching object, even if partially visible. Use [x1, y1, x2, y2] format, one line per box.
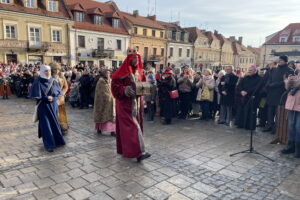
[230, 76, 274, 162]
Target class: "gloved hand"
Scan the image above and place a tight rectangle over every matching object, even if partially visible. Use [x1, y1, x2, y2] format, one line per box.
[125, 86, 135, 97]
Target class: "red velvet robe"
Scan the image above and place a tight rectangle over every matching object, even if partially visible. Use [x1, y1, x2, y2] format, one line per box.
[111, 76, 144, 158]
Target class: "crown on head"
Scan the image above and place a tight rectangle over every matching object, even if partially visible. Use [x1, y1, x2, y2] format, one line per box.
[127, 48, 138, 55]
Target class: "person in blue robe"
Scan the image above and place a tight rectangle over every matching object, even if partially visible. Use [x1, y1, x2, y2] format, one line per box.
[29, 65, 66, 152]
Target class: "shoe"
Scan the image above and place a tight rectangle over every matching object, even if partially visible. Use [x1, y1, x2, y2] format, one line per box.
[218, 121, 225, 124]
[225, 123, 230, 126]
[295, 142, 300, 158]
[281, 141, 295, 154]
[137, 153, 151, 162]
[46, 149, 54, 152]
[111, 132, 116, 137]
[97, 130, 102, 134]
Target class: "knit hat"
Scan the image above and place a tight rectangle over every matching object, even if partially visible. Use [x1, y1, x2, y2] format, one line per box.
[279, 55, 288, 63]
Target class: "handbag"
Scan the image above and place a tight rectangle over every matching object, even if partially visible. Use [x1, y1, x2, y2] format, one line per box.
[32, 79, 54, 123]
[169, 90, 179, 99]
[201, 86, 211, 101]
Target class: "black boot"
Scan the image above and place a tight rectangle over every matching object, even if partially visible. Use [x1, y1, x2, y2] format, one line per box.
[281, 141, 295, 154]
[295, 142, 300, 158]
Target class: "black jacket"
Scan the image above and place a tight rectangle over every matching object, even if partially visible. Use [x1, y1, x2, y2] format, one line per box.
[266, 64, 294, 106]
[219, 73, 238, 106]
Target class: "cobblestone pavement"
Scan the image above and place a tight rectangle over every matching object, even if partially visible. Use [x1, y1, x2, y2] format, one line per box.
[0, 97, 300, 200]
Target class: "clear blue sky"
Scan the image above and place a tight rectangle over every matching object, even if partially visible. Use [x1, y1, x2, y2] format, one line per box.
[98, 0, 300, 47]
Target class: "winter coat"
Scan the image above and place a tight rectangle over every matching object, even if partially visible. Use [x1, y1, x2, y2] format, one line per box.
[196, 76, 215, 102]
[144, 84, 157, 103]
[177, 75, 193, 93]
[219, 73, 238, 106]
[285, 75, 300, 112]
[266, 64, 294, 106]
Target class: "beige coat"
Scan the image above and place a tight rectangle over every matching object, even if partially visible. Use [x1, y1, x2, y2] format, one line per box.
[54, 73, 68, 106]
[93, 78, 115, 123]
[196, 76, 215, 101]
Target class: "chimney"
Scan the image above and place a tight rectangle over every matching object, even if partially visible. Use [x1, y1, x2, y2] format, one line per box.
[147, 15, 156, 21]
[238, 36, 243, 44]
[133, 10, 139, 17]
[229, 36, 236, 42]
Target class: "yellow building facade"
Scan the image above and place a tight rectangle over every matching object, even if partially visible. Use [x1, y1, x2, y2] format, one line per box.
[0, 0, 72, 65]
[121, 11, 167, 68]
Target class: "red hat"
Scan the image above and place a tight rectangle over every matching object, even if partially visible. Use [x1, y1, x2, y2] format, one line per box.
[112, 48, 143, 80]
[163, 68, 173, 74]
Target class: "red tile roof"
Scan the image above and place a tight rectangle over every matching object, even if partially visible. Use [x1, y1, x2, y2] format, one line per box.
[120, 12, 165, 30]
[265, 23, 300, 45]
[185, 27, 207, 43]
[205, 31, 220, 45]
[65, 0, 129, 35]
[0, 0, 71, 19]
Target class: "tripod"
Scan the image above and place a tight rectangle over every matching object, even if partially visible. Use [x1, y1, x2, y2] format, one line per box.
[230, 87, 274, 162]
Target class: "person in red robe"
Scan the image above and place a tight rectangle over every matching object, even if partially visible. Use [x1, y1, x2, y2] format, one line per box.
[111, 49, 151, 162]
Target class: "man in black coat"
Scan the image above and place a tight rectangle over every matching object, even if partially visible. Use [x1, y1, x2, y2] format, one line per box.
[263, 56, 294, 132]
[79, 69, 92, 109]
[218, 66, 238, 126]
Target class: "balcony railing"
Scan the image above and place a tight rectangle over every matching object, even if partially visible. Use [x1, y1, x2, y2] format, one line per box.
[27, 41, 50, 52]
[147, 55, 163, 61]
[92, 49, 114, 58]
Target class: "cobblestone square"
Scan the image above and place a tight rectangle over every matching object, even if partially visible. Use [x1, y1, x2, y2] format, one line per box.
[1, 98, 300, 200]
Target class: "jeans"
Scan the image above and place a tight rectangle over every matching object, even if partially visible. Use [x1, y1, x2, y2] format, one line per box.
[179, 92, 192, 118]
[288, 110, 300, 142]
[219, 105, 232, 124]
[201, 101, 212, 119]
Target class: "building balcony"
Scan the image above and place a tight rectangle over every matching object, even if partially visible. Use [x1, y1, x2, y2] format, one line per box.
[27, 41, 50, 52]
[92, 49, 114, 59]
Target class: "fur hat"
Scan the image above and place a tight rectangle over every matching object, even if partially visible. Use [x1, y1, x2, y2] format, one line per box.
[49, 62, 61, 70]
[279, 55, 288, 63]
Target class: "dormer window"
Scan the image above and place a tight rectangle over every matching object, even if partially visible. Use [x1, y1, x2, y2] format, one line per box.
[1, 0, 11, 4]
[75, 11, 84, 22]
[112, 18, 120, 28]
[48, 0, 58, 12]
[25, 0, 34, 8]
[279, 37, 287, 43]
[94, 15, 102, 25]
[180, 32, 185, 41]
[294, 36, 300, 42]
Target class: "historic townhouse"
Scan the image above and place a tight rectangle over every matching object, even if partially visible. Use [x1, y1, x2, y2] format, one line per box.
[261, 23, 300, 66]
[158, 21, 193, 68]
[0, 0, 72, 65]
[214, 31, 234, 67]
[65, 0, 130, 67]
[204, 31, 222, 69]
[120, 10, 167, 69]
[230, 36, 256, 71]
[185, 27, 211, 71]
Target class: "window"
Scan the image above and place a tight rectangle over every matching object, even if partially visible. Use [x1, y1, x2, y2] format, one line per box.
[25, 0, 34, 8]
[29, 27, 40, 42]
[48, 0, 57, 12]
[1, 0, 10, 4]
[153, 48, 157, 56]
[75, 12, 84, 22]
[116, 40, 121, 50]
[294, 36, 300, 42]
[112, 18, 120, 28]
[170, 47, 173, 57]
[172, 31, 176, 40]
[78, 35, 85, 48]
[5, 25, 16, 39]
[160, 31, 164, 38]
[152, 30, 156, 37]
[187, 49, 190, 57]
[161, 48, 164, 57]
[94, 15, 102, 25]
[144, 47, 148, 59]
[180, 32, 185, 41]
[279, 37, 287, 43]
[97, 38, 104, 50]
[179, 48, 182, 57]
[133, 27, 138, 34]
[143, 29, 147, 36]
[52, 30, 61, 42]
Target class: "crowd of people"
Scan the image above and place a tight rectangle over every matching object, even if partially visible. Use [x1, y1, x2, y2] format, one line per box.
[0, 54, 299, 159]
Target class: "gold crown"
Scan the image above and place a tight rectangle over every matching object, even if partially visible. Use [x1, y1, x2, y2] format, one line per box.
[127, 48, 138, 55]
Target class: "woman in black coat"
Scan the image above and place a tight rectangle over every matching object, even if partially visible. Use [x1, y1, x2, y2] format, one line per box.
[158, 69, 176, 125]
[236, 66, 262, 130]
